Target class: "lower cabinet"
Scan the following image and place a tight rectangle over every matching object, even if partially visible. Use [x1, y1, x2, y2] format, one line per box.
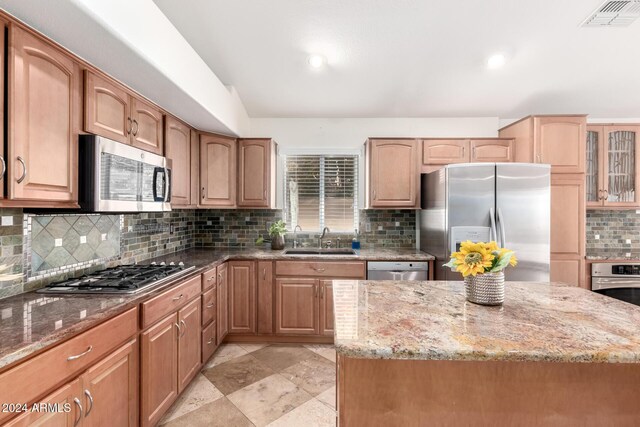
[217, 263, 229, 345]
[202, 320, 218, 364]
[177, 298, 202, 393]
[4, 379, 82, 427]
[275, 279, 334, 336]
[228, 261, 257, 334]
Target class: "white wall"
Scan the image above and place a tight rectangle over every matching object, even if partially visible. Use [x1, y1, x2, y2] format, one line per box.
[249, 117, 500, 149]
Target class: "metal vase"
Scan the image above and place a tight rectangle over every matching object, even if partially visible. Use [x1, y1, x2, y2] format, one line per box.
[464, 272, 505, 306]
[271, 235, 285, 250]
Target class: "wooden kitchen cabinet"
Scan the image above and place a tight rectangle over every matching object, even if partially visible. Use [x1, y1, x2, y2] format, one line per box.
[422, 139, 469, 164]
[85, 70, 164, 155]
[228, 261, 257, 334]
[499, 115, 586, 173]
[165, 115, 193, 206]
[367, 139, 420, 208]
[8, 25, 80, 205]
[469, 139, 514, 162]
[257, 261, 274, 334]
[200, 133, 237, 207]
[237, 139, 276, 208]
[201, 320, 217, 364]
[81, 339, 138, 427]
[0, 19, 5, 200]
[319, 280, 334, 336]
[586, 124, 640, 208]
[217, 263, 229, 345]
[190, 129, 200, 207]
[141, 313, 178, 427]
[202, 287, 216, 326]
[177, 297, 201, 393]
[276, 278, 319, 335]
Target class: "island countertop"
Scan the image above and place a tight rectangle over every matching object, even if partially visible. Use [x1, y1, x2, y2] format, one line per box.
[333, 280, 640, 363]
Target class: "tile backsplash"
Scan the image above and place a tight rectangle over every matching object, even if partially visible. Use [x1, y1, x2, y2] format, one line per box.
[586, 209, 640, 257]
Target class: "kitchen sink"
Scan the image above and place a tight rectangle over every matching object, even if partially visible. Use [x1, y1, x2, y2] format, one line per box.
[284, 248, 358, 256]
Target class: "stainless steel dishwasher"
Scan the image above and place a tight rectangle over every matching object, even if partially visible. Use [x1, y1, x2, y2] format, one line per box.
[367, 261, 429, 281]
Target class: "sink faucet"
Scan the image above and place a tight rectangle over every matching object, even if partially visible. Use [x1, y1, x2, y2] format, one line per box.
[318, 227, 330, 249]
[293, 225, 302, 248]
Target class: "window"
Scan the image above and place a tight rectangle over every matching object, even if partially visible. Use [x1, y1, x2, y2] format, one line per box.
[284, 155, 358, 232]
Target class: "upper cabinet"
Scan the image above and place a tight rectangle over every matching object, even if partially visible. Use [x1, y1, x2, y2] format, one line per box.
[84, 71, 163, 155]
[237, 138, 276, 208]
[469, 139, 514, 162]
[499, 115, 586, 173]
[422, 138, 514, 166]
[6, 25, 80, 206]
[367, 139, 420, 208]
[200, 133, 237, 207]
[165, 115, 192, 207]
[586, 124, 640, 208]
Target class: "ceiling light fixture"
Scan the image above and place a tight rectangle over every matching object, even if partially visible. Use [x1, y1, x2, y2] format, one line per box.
[486, 53, 506, 69]
[308, 54, 326, 69]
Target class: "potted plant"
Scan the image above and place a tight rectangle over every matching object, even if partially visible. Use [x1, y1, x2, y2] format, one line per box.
[269, 220, 287, 250]
[443, 240, 517, 306]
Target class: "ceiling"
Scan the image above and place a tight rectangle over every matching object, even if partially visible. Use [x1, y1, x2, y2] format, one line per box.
[154, 0, 640, 119]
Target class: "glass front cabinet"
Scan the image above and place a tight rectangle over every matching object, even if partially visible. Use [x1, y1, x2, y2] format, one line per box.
[586, 125, 640, 208]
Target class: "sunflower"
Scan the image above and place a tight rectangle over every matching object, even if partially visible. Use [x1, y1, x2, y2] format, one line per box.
[499, 248, 518, 266]
[451, 240, 495, 277]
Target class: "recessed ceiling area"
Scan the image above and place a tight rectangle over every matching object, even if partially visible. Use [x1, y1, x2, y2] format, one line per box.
[154, 0, 640, 119]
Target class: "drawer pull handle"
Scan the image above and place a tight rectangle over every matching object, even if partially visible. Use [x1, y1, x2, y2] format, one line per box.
[67, 345, 93, 361]
[73, 398, 83, 426]
[314, 267, 326, 272]
[180, 319, 187, 337]
[207, 339, 213, 345]
[206, 303, 215, 309]
[172, 294, 183, 301]
[208, 277, 214, 282]
[84, 389, 94, 416]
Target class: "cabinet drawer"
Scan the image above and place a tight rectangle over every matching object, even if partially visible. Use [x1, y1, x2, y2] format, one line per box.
[202, 267, 217, 291]
[202, 321, 217, 363]
[202, 287, 216, 326]
[141, 275, 202, 328]
[0, 308, 137, 424]
[275, 261, 366, 278]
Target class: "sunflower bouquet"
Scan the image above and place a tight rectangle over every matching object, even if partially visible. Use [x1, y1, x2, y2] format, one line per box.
[444, 241, 517, 277]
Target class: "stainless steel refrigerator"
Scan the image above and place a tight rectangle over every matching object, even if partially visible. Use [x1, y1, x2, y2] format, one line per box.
[420, 163, 550, 281]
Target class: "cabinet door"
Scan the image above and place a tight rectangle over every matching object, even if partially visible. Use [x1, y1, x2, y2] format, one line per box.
[3, 378, 82, 427]
[238, 139, 271, 207]
[0, 21, 5, 199]
[550, 175, 585, 257]
[257, 261, 274, 334]
[82, 339, 138, 427]
[586, 126, 605, 207]
[200, 133, 237, 207]
[84, 71, 130, 144]
[228, 261, 257, 334]
[422, 139, 469, 165]
[9, 26, 80, 203]
[165, 115, 192, 206]
[369, 139, 419, 207]
[535, 116, 586, 173]
[201, 319, 217, 364]
[131, 97, 164, 155]
[202, 287, 216, 326]
[551, 259, 584, 288]
[178, 297, 201, 393]
[275, 278, 319, 335]
[470, 139, 514, 162]
[190, 129, 200, 207]
[216, 263, 229, 345]
[319, 280, 334, 336]
[140, 313, 178, 427]
[602, 126, 640, 207]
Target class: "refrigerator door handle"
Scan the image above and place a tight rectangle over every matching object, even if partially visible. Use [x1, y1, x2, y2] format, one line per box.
[497, 208, 507, 248]
[489, 208, 497, 242]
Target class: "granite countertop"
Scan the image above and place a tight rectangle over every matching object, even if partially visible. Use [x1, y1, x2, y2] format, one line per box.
[333, 280, 640, 363]
[0, 247, 432, 371]
[586, 255, 640, 261]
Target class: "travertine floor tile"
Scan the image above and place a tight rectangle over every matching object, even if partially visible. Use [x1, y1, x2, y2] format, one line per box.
[251, 344, 322, 372]
[238, 343, 269, 353]
[266, 398, 336, 427]
[227, 374, 313, 426]
[203, 354, 274, 395]
[204, 344, 249, 369]
[159, 373, 224, 424]
[280, 357, 336, 396]
[304, 344, 337, 363]
[316, 386, 336, 409]
[161, 397, 254, 427]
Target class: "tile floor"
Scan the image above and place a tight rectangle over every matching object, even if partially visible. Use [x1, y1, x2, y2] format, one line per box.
[159, 343, 337, 427]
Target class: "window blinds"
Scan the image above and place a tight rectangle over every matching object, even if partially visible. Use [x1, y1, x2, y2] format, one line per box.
[284, 155, 358, 232]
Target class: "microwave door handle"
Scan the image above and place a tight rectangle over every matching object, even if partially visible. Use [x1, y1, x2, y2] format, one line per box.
[163, 166, 170, 202]
[497, 208, 506, 248]
[152, 167, 160, 201]
[489, 208, 497, 242]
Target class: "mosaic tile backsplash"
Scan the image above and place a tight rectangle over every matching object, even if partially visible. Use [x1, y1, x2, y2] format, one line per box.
[586, 209, 640, 257]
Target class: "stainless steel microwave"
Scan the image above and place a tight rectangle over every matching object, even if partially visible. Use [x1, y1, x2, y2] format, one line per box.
[79, 135, 171, 212]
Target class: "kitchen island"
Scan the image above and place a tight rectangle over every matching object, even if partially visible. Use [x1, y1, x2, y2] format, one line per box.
[333, 280, 640, 426]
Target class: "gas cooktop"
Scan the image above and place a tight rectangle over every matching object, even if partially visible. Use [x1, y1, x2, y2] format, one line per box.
[38, 263, 195, 295]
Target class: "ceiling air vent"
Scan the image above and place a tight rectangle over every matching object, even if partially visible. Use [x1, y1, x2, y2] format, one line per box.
[582, 0, 640, 27]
